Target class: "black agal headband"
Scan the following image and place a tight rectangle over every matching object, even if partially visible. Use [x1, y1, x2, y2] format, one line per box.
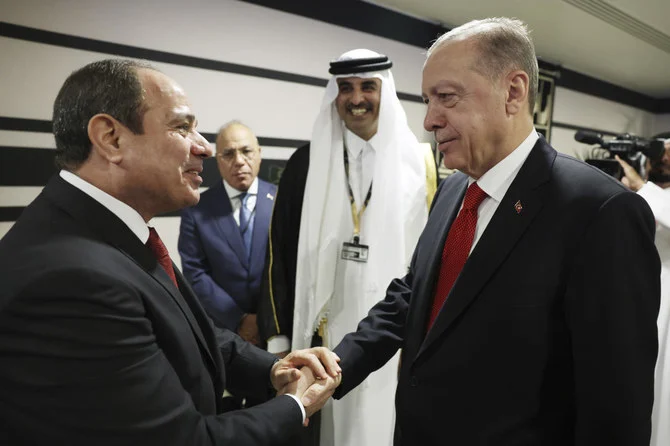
[328, 55, 393, 75]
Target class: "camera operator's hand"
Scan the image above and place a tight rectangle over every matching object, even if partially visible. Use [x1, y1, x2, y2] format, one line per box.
[615, 155, 645, 192]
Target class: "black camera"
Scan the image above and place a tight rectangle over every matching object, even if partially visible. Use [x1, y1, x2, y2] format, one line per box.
[574, 130, 666, 180]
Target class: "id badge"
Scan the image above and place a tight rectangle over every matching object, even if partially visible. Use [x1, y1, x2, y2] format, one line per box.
[341, 241, 369, 263]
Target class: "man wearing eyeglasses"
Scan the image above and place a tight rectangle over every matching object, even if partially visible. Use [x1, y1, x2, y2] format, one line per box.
[179, 121, 276, 349]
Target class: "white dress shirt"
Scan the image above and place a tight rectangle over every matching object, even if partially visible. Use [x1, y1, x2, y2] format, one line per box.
[223, 177, 258, 226]
[344, 128, 377, 209]
[60, 170, 149, 243]
[466, 129, 540, 253]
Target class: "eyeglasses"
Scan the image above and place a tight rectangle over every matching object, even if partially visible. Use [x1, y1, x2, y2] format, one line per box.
[217, 147, 259, 162]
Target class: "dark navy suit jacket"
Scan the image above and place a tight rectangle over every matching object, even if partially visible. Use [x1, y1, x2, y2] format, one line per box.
[179, 179, 276, 330]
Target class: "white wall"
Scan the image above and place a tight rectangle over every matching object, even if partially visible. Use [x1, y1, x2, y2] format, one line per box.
[1, 0, 430, 136]
[550, 86, 656, 159]
[1, 0, 666, 264]
[652, 114, 670, 137]
[0, 0, 430, 266]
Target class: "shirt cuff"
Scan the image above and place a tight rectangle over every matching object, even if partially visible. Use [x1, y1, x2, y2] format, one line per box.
[284, 393, 306, 424]
[267, 335, 291, 353]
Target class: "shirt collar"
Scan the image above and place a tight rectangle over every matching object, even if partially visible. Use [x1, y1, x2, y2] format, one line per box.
[344, 127, 378, 158]
[59, 170, 150, 243]
[223, 176, 259, 198]
[471, 129, 540, 202]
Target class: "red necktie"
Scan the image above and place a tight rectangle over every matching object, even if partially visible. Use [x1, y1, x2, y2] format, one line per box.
[146, 227, 178, 288]
[428, 182, 488, 329]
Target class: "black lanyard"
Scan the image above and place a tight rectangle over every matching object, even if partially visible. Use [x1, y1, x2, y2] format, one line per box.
[343, 145, 373, 239]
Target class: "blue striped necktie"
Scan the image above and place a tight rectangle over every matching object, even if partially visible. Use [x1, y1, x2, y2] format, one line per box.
[238, 192, 253, 259]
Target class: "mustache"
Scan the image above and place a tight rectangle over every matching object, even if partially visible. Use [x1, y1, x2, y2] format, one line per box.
[346, 103, 372, 112]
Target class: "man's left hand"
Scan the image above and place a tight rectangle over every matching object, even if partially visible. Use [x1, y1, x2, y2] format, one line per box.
[270, 347, 341, 392]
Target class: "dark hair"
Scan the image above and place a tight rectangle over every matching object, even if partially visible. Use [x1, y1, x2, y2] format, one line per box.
[52, 59, 156, 169]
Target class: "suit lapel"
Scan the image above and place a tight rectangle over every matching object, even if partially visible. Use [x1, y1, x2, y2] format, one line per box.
[416, 140, 556, 362]
[208, 183, 249, 269]
[138, 253, 218, 370]
[173, 268, 220, 378]
[403, 176, 468, 360]
[250, 180, 274, 275]
[43, 176, 218, 372]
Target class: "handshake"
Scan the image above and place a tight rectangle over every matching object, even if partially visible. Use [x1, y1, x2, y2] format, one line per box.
[269, 347, 343, 425]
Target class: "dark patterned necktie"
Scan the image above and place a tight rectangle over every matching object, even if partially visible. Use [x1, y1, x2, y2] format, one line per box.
[146, 227, 178, 288]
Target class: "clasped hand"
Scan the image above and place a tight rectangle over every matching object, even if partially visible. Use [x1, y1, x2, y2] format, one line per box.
[270, 347, 342, 424]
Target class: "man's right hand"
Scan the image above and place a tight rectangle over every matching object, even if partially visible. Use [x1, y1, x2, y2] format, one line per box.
[269, 347, 341, 391]
[300, 367, 341, 418]
[270, 347, 342, 424]
[277, 366, 341, 424]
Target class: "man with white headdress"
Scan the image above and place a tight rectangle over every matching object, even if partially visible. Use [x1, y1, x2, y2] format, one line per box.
[257, 49, 437, 446]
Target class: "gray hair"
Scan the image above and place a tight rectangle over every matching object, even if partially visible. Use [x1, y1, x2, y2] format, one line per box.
[216, 120, 259, 149]
[427, 17, 539, 115]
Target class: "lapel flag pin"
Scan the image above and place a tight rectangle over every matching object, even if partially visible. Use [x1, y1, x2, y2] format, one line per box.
[267, 193, 274, 201]
[514, 200, 523, 214]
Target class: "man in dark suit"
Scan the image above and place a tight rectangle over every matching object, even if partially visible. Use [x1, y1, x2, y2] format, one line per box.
[331, 18, 660, 445]
[179, 121, 276, 346]
[0, 59, 340, 445]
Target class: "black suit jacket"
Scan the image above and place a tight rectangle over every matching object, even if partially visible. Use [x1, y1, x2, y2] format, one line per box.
[258, 144, 309, 343]
[334, 139, 660, 445]
[0, 176, 302, 445]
